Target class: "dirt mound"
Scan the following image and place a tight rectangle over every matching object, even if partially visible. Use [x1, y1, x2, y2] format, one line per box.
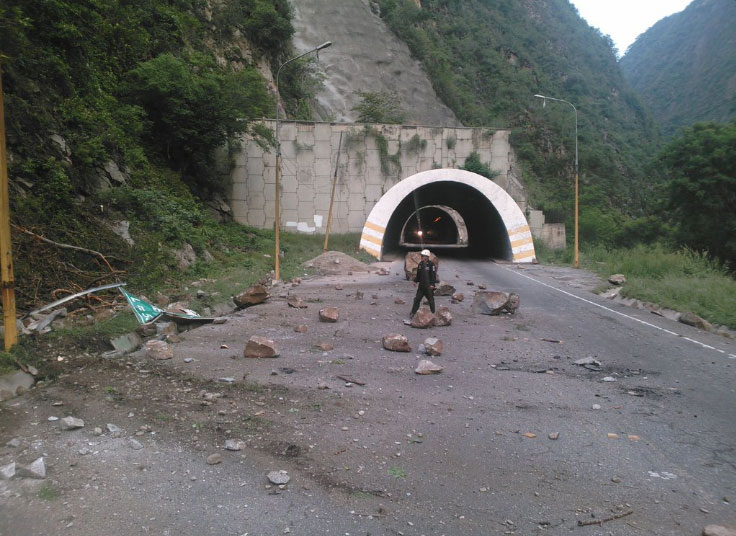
[303, 251, 372, 275]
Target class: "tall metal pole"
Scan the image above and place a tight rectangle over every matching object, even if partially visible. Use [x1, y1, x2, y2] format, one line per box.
[273, 41, 331, 281]
[534, 94, 580, 268]
[0, 65, 18, 349]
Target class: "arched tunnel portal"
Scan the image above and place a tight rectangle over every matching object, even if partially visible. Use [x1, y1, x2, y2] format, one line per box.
[360, 169, 535, 262]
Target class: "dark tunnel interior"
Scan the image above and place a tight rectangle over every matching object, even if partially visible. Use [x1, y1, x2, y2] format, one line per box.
[382, 181, 512, 260]
[400, 206, 460, 246]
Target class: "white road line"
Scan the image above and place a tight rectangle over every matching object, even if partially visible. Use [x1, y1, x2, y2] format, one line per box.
[502, 265, 736, 360]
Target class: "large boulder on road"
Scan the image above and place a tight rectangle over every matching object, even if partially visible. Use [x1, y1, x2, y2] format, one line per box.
[471, 291, 520, 315]
[404, 251, 439, 280]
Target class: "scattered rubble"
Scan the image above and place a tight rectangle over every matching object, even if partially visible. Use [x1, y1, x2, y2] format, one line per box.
[304, 251, 371, 275]
[319, 307, 339, 323]
[244, 336, 280, 358]
[382, 334, 411, 352]
[471, 291, 520, 315]
[415, 360, 443, 375]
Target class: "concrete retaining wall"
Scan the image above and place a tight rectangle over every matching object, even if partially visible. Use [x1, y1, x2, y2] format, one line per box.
[229, 120, 527, 234]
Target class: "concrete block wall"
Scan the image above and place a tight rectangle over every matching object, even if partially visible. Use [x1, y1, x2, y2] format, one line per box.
[230, 120, 525, 234]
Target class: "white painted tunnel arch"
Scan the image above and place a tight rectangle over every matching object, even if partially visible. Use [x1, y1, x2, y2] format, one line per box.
[360, 169, 535, 262]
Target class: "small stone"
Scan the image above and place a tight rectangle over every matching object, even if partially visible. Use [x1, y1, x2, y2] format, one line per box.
[450, 293, 464, 303]
[60, 416, 85, 431]
[394, 298, 405, 305]
[548, 432, 559, 440]
[184, 357, 193, 363]
[382, 334, 411, 352]
[128, 438, 144, 450]
[703, 525, 736, 536]
[93, 427, 103, 436]
[607, 433, 619, 439]
[410, 308, 436, 329]
[218, 377, 236, 383]
[267, 470, 290, 485]
[608, 274, 626, 285]
[317, 381, 330, 390]
[0, 462, 16, 480]
[314, 342, 334, 351]
[287, 295, 308, 309]
[224, 439, 245, 451]
[6, 438, 20, 448]
[48, 416, 59, 422]
[522, 432, 537, 438]
[415, 360, 443, 375]
[16, 457, 46, 479]
[423, 337, 443, 356]
[611, 477, 622, 483]
[233, 285, 270, 308]
[294, 324, 308, 333]
[319, 307, 339, 323]
[244, 336, 280, 358]
[602, 376, 616, 382]
[144, 340, 173, 360]
[592, 404, 601, 410]
[107, 423, 122, 437]
[679, 311, 713, 331]
[207, 453, 223, 465]
[627, 435, 640, 441]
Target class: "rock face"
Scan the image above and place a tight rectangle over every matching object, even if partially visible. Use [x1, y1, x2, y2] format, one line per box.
[382, 334, 411, 352]
[234, 284, 270, 308]
[434, 282, 455, 296]
[435, 306, 453, 326]
[471, 291, 520, 315]
[679, 311, 713, 331]
[319, 307, 339, 322]
[415, 360, 443, 375]
[403, 251, 439, 280]
[411, 308, 436, 329]
[424, 337, 443, 356]
[244, 336, 280, 358]
[145, 340, 173, 360]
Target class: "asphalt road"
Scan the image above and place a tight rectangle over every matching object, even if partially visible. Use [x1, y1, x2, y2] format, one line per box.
[1, 258, 734, 536]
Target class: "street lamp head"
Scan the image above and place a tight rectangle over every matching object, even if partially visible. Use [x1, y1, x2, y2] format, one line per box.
[316, 41, 332, 51]
[534, 94, 546, 99]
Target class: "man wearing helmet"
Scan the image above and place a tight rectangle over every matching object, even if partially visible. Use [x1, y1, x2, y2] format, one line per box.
[410, 249, 437, 318]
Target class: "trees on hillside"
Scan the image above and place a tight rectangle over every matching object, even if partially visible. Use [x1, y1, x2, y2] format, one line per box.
[661, 121, 736, 267]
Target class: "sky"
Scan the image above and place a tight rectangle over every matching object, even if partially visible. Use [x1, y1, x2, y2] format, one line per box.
[569, 0, 692, 55]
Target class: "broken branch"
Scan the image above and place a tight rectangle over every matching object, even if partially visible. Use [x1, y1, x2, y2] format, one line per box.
[577, 510, 633, 527]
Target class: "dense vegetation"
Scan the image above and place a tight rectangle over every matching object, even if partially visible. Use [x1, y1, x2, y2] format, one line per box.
[0, 0, 314, 308]
[376, 0, 662, 245]
[620, 0, 736, 137]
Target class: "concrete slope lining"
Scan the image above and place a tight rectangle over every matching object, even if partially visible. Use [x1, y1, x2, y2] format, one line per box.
[360, 169, 535, 262]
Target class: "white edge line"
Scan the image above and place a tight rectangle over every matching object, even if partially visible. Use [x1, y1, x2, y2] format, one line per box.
[502, 266, 736, 360]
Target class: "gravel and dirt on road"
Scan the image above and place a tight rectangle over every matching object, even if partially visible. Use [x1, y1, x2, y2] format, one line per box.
[1, 256, 733, 535]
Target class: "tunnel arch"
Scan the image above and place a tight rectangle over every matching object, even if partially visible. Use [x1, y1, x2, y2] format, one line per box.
[399, 205, 468, 248]
[360, 169, 535, 262]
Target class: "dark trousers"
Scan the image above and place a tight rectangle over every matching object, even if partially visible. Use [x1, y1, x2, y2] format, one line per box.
[411, 286, 435, 315]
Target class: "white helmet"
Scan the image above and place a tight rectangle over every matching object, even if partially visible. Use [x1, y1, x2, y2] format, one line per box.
[420, 249, 431, 257]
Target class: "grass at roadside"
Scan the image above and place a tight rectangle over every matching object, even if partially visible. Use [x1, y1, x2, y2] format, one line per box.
[538, 243, 736, 329]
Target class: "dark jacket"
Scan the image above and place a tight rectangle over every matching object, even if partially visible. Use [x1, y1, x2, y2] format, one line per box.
[414, 259, 437, 289]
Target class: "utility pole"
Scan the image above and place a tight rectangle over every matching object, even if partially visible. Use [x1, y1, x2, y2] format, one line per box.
[0, 65, 18, 349]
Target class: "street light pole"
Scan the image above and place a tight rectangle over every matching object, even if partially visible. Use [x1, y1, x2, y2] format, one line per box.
[534, 94, 579, 268]
[273, 41, 331, 281]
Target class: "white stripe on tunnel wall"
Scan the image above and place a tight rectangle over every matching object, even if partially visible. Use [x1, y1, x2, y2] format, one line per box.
[360, 169, 535, 262]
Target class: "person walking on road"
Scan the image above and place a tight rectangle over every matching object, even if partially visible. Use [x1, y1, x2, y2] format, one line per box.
[410, 249, 437, 319]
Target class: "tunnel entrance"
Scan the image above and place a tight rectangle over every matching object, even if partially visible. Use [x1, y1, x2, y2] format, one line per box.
[399, 205, 468, 249]
[360, 169, 534, 262]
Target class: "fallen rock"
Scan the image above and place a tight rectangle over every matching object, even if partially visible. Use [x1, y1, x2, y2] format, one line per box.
[287, 295, 307, 309]
[314, 341, 334, 351]
[233, 284, 270, 308]
[59, 416, 85, 431]
[548, 432, 560, 440]
[434, 282, 456, 296]
[679, 311, 713, 331]
[704, 525, 736, 536]
[477, 283, 487, 290]
[423, 337, 443, 356]
[206, 453, 223, 465]
[451, 293, 464, 303]
[471, 291, 519, 315]
[574, 357, 602, 370]
[244, 336, 280, 358]
[267, 470, 290, 485]
[0, 462, 15, 480]
[107, 423, 122, 437]
[224, 439, 245, 451]
[128, 438, 144, 450]
[382, 334, 411, 352]
[16, 457, 46, 479]
[435, 306, 453, 326]
[411, 308, 436, 329]
[144, 340, 173, 360]
[294, 324, 308, 333]
[319, 307, 339, 323]
[394, 297, 405, 305]
[415, 360, 443, 375]
[608, 274, 627, 285]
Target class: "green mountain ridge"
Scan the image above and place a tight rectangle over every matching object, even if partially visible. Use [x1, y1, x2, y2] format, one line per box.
[620, 0, 736, 137]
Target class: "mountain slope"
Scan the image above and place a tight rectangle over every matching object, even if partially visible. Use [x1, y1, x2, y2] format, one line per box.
[620, 0, 736, 136]
[374, 0, 660, 241]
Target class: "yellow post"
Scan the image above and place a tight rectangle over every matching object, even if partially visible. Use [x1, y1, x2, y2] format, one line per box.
[0, 65, 18, 350]
[323, 132, 342, 253]
[574, 170, 579, 269]
[274, 153, 281, 282]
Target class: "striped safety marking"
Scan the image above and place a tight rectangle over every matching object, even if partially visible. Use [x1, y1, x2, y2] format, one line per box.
[360, 219, 385, 258]
[508, 224, 535, 263]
